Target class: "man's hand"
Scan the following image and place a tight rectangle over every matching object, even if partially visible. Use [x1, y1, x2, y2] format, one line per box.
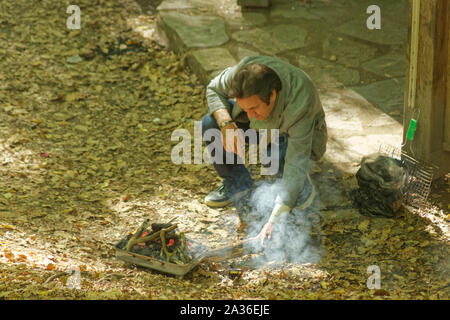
[212, 108, 245, 159]
[221, 122, 245, 159]
[257, 221, 273, 246]
[258, 202, 291, 246]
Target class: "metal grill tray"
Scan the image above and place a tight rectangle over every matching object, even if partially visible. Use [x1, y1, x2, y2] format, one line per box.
[379, 143, 434, 211]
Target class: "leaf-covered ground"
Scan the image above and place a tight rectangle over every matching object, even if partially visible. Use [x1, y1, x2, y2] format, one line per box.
[0, 0, 448, 300]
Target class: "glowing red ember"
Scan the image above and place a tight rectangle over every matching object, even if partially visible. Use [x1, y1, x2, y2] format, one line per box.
[139, 231, 148, 239]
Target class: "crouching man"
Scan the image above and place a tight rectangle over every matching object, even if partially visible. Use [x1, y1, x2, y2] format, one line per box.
[201, 56, 327, 245]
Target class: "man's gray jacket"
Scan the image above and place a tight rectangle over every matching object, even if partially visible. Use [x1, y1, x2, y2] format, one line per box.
[205, 56, 327, 210]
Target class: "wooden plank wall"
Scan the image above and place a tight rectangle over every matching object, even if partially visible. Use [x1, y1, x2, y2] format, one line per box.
[444, 7, 450, 152]
[403, 0, 450, 178]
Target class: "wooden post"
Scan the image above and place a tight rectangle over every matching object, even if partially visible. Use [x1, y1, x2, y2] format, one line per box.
[237, 0, 270, 8]
[403, 0, 450, 178]
[444, 23, 450, 152]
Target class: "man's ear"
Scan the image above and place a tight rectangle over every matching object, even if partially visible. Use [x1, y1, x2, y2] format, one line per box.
[271, 89, 277, 102]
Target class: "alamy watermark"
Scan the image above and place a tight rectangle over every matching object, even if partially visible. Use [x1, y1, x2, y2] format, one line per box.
[171, 121, 280, 176]
[366, 5, 381, 30]
[66, 267, 81, 289]
[366, 265, 381, 289]
[66, 5, 81, 30]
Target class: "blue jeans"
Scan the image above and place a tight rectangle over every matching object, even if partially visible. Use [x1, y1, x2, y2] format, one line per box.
[201, 101, 288, 188]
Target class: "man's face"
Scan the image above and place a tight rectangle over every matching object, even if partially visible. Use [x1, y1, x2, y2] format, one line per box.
[236, 90, 277, 121]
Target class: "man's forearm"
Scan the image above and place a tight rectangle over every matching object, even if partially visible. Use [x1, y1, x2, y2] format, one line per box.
[212, 108, 233, 126]
[267, 201, 291, 224]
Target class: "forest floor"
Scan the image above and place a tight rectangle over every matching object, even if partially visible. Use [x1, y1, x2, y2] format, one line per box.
[0, 0, 448, 300]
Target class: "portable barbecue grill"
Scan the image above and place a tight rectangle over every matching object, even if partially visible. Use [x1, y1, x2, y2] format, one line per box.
[114, 220, 260, 277]
[114, 236, 209, 278]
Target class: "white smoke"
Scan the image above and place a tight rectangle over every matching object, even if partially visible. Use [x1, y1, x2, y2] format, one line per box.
[243, 179, 323, 266]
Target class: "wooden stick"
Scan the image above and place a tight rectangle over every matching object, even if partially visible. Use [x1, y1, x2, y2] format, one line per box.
[126, 219, 149, 251]
[203, 237, 262, 262]
[44, 271, 66, 284]
[126, 224, 177, 250]
[160, 226, 176, 262]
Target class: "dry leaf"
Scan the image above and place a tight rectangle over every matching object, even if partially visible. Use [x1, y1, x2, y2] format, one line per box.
[46, 263, 55, 271]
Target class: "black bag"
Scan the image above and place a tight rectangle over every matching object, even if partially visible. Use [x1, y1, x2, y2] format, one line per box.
[350, 153, 405, 217]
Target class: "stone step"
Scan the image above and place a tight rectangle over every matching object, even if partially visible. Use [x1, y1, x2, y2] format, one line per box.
[156, 7, 237, 85]
[156, 10, 229, 53]
[185, 48, 237, 85]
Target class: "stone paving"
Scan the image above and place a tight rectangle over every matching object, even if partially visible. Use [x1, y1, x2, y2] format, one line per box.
[142, 0, 409, 206]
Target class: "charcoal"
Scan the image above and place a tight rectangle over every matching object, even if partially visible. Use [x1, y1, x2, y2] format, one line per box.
[133, 245, 157, 257]
[116, 219, 208, 265]
[132, 229, 191, 262]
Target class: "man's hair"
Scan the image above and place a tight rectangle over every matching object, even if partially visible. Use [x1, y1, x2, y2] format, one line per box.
[228, 64, 282, 105]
